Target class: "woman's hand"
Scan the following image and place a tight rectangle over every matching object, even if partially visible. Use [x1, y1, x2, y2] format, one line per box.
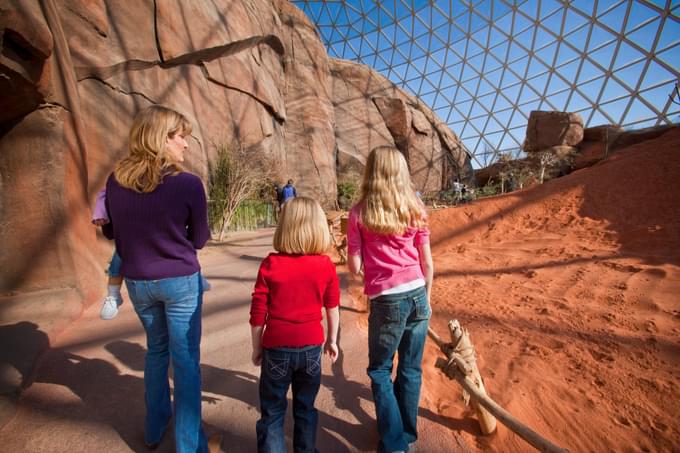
[324, 342, 339, 363]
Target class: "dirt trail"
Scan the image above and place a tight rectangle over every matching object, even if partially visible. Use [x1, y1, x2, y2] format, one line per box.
[0, 229, 460, 452]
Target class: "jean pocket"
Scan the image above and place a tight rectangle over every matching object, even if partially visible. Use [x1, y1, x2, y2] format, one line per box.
[370, 300, 400, 324]
[305, 349, 321, 376]
[265, 353, 289, 380]
[413, 291, 431, 321]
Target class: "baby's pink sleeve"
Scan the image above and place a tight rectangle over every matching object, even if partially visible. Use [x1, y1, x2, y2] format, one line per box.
[92, 189, 108, 222]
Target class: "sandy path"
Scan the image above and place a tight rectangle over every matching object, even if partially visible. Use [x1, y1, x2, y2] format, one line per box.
[0, 228, 461, 452]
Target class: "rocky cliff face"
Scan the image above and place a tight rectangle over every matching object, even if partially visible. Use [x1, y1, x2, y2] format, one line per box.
[0, 0, 470, 330]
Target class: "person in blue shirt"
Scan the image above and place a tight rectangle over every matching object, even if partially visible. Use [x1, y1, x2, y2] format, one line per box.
[280, 179, 297, 205]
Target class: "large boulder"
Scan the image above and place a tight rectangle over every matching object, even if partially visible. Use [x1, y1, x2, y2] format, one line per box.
[330, 59, 471, 192]
[524, 110, 584, 152]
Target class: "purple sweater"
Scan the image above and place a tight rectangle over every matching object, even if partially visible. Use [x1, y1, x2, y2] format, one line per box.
[102, 172, 210, 280]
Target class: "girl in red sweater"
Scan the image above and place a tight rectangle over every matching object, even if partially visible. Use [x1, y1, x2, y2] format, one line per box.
[250, 196, 340, 453]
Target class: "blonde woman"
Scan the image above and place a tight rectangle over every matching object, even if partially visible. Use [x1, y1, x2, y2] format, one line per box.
[250, 196, 340, 452]
[102, 105, 213, 452]
[347, 146, 434, 453]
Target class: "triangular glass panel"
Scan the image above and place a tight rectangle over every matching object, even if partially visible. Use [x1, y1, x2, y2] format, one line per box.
[588, 24, 617, 51]
[516, 0, 537, 19]
[508, 55, 531, 78]
[461, 63, 481, 82]
[567, 89, 594, 111]
[539, 8, 566, 36]
[604, 75, 634, 105]
[626, 18, 661, 51]
[492, 108, 513, 128]
[471, 25, 490, 48]
[624, 97, 660, 124]
[483, 54, 504, 72]
[613, 40, 648, 70]
[540, 0, 564, 21]
[454, 87, 472, 104]
[473, 0, 493, 21]
[488, 26, 509, 48]
[641, 61, 677, 90]
[588, 41, 617, 69]
[546, 73, 571, 95]
[655, 46, 680, 72]
[527, 72, 551, 95]
[494, 92, 515, 111]
[656, 17, 680, 53]
[483, 131, 505, 149]
[512, 10, 535, 34]
[599, 96, 630, 123]
[500, 68, 523, 88]
[597, 1, 627, 33]
[565, 1, 594, 18]
[639, 81, 677, 114]
[535, 42, 559, 67]
[442, 64, 462, 84]
[526, 56, 550, 78]
[625, 1, 660, 34]
[564, 6, 590, 32]
[494, 10, 514, 34]
[555, 58, 582, 83]
[577, 58, 606, 83]
[467, 53, 486, 73]
[534, 27, 557, 52]
[577, 76, 607, 100]
[492, 1, 513, 21]
[555, 42, 581, 66]
[587, 106, 617, 126]
[612, 59, 647, 91]
[484, 67, 503, 87]
[477, 78, 497, 97]
[563, 23, 591, 51]
[513, 26, 536, 51]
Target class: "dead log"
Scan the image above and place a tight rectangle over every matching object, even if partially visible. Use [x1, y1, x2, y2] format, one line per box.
[428, 321, 569, 453]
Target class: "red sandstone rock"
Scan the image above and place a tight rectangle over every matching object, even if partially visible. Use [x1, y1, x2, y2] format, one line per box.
[524, 110, 584, 152]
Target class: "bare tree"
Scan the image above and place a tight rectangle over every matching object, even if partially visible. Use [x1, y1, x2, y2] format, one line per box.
[209, 142, 276, 241]
[537, 151, 558, 184]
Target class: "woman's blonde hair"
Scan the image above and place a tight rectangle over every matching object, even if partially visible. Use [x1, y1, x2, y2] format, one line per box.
[273, 197, 331, 254]
[115, 105, 192, 193]
[359, 146, 426, 234]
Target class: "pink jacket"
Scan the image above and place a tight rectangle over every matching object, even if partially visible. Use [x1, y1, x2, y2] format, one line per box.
[347, 204, 429, 297]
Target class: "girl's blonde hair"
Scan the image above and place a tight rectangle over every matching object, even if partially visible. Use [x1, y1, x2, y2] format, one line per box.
[115, 105, 192, 193]
[359, 146, 426, 234]
[273, 197, 331, 254]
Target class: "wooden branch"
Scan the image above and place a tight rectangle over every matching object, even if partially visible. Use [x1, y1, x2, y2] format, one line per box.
[428, 325, 570, 453]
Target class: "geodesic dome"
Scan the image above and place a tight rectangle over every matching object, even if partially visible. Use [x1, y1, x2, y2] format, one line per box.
[293, 0, 680, 168]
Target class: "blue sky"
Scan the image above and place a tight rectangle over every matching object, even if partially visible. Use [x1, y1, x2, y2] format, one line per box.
[293, 0, 680, 167]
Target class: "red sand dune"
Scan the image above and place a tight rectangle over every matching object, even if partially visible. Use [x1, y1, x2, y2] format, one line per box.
[421, 127, 680, 452]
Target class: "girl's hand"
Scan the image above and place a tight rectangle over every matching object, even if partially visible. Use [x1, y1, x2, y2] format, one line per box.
[324, 342, 339, 363]
[252, 348, 262, 366]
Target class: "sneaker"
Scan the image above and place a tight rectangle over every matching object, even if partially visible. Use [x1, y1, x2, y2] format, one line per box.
[100, 295, 122, 320]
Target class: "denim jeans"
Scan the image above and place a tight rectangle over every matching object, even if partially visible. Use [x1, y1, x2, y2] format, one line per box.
[108, 250, 122, 277]
[125, 272, 207, 453]
[367, 286, 430, 453]
[257, 345, 322, 453]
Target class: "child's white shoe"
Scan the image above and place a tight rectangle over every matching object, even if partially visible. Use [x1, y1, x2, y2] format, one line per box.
[100, 295, 122, 320]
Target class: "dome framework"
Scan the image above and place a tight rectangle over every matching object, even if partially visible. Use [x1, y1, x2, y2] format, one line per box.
[293, 0, 680, 168]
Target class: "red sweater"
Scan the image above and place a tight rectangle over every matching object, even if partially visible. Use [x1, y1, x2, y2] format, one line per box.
[250, 253, 340, 348]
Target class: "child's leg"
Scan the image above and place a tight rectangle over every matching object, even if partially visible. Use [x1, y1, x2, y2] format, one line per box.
[256, 348, 293, 452]
[200, 273, 211, 291]
[101, 251, 123, 320]
[291, 345, 322, 452]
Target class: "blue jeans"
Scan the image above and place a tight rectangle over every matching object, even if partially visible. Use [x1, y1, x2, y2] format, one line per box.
[125, 272, 207, 453]
[257, 345, 322, 453]
[367, 286, 430, 453]
[108, 250, 122, 277]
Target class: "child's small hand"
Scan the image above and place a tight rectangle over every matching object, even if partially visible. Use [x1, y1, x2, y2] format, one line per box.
[252, 348, 262, 366]
[324, 342, 339, 363]
[92, 218, 109, 226]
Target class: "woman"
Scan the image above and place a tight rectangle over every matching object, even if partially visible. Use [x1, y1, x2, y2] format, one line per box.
[103, 105, 211, 452]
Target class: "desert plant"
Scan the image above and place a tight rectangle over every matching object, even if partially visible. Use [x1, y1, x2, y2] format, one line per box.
[209, 142, 275, 241]
[337, 181, 359, 210]
[497, 152, 514, 194]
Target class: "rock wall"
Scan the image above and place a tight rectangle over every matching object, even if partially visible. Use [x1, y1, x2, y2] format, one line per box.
[0, 0, 470, 337]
